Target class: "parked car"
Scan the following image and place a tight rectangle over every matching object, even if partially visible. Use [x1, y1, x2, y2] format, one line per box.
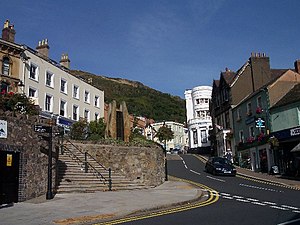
[205, 157, 236, 176]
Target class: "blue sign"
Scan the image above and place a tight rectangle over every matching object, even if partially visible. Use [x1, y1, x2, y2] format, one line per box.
[256, 118, 265, 128]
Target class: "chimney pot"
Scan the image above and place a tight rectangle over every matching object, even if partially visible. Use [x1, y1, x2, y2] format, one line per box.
[294, 60, 300, 73]
[2, 19, 16, 42]
[60, 53, 71, 69]
[36, 38, 50, 58]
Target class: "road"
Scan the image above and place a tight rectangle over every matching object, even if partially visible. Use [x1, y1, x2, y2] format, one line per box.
[109, 154, 300, 225]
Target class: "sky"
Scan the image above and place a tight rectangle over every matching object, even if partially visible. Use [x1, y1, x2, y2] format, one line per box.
[2, 0, 300, 98]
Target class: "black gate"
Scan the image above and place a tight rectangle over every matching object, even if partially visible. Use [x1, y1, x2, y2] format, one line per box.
[0, 150, 20, 204]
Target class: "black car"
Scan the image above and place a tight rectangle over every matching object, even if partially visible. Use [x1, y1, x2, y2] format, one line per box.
[205, 157, 236, 176]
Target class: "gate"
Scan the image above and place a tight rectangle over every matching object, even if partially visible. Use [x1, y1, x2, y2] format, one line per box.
[0, 148, 20, 204]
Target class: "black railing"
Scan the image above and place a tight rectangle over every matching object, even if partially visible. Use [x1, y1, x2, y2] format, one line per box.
[61, 139, 112, 191]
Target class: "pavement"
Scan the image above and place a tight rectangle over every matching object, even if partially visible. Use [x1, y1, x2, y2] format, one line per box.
[1, 154, 299, 225]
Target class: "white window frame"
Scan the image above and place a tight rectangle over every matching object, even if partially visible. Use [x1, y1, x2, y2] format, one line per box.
[239, 130, 244, 143]
[257, 96, 262, 108]
[95, 112, 99, 121]
[201, 130, 207, 143]
[84, 109, 90, 122]
[29, 63, 38, 81]
[60, 79, 67, 94]
[45, 71, 54, 87]
[94, 95, 99, 107]
[249, 126, 254, 138]
[73, 85, 79, 99]
[45, 94, 53, 112]
[247, 102, 252, 115]
[84, 90, 90, 103]
[72, 105, 78, 121]
[28, 87, 37, 98]
[60, 99, 67, 117]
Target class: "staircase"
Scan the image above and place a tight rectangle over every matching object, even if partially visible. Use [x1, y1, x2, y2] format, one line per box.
[56, 141, 147, 193]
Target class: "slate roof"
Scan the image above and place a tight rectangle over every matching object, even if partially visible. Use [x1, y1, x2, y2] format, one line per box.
[271, 83, 300, 109]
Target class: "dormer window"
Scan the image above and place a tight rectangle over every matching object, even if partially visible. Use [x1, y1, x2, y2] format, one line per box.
[2, 56, 10, 75]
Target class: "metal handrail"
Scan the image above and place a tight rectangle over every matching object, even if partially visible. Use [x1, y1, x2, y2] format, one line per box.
[61, 139, 112, 190]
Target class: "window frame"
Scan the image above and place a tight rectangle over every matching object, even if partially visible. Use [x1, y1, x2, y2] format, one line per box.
[60, 99, 67, 117]
[45, 71, 54, 88]
[73, 105, 79, 121]
[73, 85, 79, 99]
[2, 56, 10, 76]
[29, 63, 39, 81]
[45, 94, 53, 112]
[60, 78, 67, 94]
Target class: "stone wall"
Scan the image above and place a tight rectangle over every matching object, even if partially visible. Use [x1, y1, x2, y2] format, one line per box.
[71, 142, 166, 187]
[0, 111, 58, 202]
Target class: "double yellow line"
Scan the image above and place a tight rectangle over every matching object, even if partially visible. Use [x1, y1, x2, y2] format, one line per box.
[94, 177, 219, 225]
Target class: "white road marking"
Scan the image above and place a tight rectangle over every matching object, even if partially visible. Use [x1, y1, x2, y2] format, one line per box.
[246, 198, 259, 202]
[251, 202, 267, 206]
[220, 193, 231, 196]
[277, 218, 300, 225]
[263, 201, 277, 205]
[233, 195, 243, 199]
[281, 205, 299, 210]
[222, 196, 234, 200]
[292, 210, 300, 214]
[239, 183, 282, 193]
[182, 161, 188, 169]
[190, 169, 201, 175]
[270, 206, 289, 211]
[236, 199, 250, 203]
[206, 176, 225, 182]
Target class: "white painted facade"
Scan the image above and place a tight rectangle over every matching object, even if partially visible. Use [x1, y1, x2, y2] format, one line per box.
[18, 46, 104, 126]
[146, 121, 188, 151]
[184, 86, 212, 150]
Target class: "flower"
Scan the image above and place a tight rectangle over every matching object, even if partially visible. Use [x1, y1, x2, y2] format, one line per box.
[256, 107, 263, 114]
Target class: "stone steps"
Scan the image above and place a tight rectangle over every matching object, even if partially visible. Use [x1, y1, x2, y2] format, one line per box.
[57, 143, 148, 193]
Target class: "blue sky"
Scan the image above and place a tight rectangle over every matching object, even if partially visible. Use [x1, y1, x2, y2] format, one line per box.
[2, 0, 300, 98]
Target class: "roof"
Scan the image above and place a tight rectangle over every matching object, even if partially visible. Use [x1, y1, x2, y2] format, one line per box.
[271, 83, 300, 108]
[221, 71, 236, 85]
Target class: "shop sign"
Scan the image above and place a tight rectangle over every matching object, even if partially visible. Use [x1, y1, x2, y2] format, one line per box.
[0, 120, 7, 138]
[290, 127, 300, 136]
[7, 154, 12, 166]
[34, 125, 52, 133]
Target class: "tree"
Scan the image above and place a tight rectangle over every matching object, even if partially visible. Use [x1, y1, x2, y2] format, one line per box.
[155, 125, 174, 148]
[88, 118, 106, 140]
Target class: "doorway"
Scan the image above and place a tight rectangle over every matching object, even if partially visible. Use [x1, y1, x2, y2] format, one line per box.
[0, 150, 20, 204]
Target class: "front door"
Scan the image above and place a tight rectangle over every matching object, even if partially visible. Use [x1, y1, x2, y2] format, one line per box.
[0, 151, 19, 204]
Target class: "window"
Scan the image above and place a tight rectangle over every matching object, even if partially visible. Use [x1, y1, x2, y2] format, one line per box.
[2, 57, 10, 75]
[223, 89, 228, 101]
[249, 126, 254, 137]
[30, 63, 38, 80]
[257, 96, 262, 108]
[84, 109, 90, 121]
[239, 130, 244, 143]
[247, 102, 252, 115]
[196, 99, 200, 104]
[201, 130, 207, 143]
[60, 100, 66, 117]
[237, 108, 241, 121]
[45, 71, 53, 87]
[95, 113, 99, 121]
[29, 88, 37, 97]
[84, 90, 90, 103]
[45, 94, 52, 112]
[73, 85, 79, 99]
[94, 96, 99, 107]
[193, 130, 198, 144]
[60, 79, 67, 93]
[73, 105, 78, 121]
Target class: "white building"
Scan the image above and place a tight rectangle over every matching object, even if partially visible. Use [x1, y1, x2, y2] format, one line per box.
[146, 121, 188, 151]
[0, 19, 104, 129]
[184, 86, 212, 153]
[19, 41, 105, 128]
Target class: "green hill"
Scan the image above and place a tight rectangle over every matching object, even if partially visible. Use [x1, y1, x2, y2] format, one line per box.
[70, 70, 186, 123]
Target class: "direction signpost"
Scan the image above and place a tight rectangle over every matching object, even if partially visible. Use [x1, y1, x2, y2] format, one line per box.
[34, 124, 53, 199]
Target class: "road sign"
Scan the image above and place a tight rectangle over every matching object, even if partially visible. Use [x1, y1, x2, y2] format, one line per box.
[255, 118, 265, 128]
[34, 125, 52, 133]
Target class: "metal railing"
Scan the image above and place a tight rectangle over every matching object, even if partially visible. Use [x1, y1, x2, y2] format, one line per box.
[61, 138, 112, 191]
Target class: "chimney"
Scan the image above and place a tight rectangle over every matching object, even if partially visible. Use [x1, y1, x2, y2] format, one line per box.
[294, 60, 300, 73]
[2, 20, 16, 42]
[60, 53, 70, 69]
[36, 39, 49, 58]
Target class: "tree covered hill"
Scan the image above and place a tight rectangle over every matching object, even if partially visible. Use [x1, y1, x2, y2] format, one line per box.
[70, 70, 186, 124]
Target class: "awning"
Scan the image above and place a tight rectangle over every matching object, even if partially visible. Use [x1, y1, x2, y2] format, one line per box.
[291, 143, 300, 152]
